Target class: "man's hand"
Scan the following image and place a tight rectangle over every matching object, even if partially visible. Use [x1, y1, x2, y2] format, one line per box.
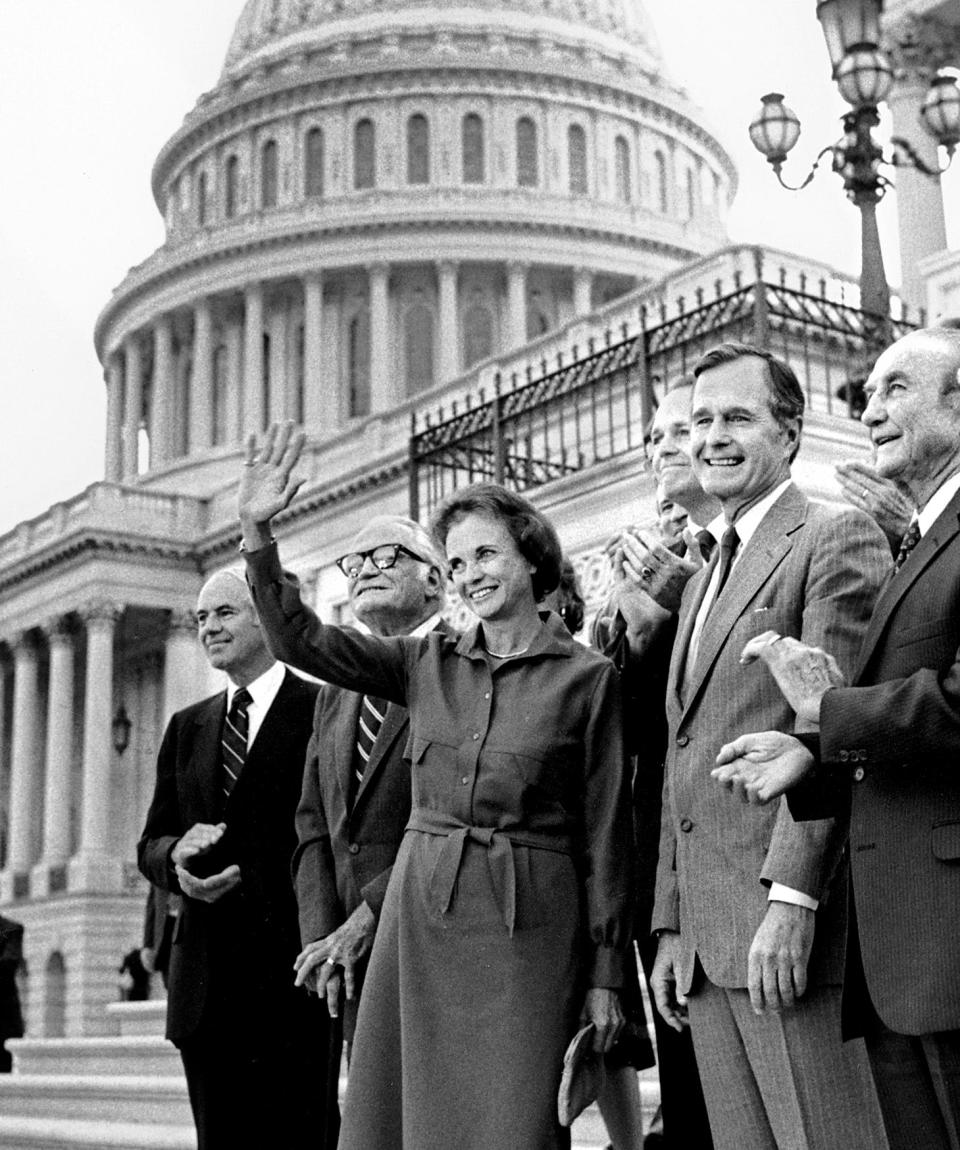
[580, 987, 625, 1054]
[293, 902, 376, 1016]
[835, 460, 913, 551]
[650, 931, 689, 1033]
[170, 821, 227, 870]
[238, 421, 307, 549]
[712, 731, 816, 804]
[620, 528, 702, 614]
[747, 902, 815, 1015]
[739, 631, 845, 727]
[174, 863, 241, 904]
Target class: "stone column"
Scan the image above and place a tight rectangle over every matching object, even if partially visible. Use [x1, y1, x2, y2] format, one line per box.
[887, 67, 947, 312]
[506, 261, 528, 350]
[2, 633, 40, 901]
[437, 261, 460, 382]
[269, 301, 288, 424]
[368, 263, 392, 412]
[244, 282, 265, 434]
[190, 297, 214, 452]
[303, 272, 324, 432]
[32, 617, 75, 896]
[573, 267, 593, 317]
[162, 609, 210, 722]
[225, 318, 243, 444]
[69, 602, 122, 891]
[122, 335, 142, 479]
[150, 314, 174, 468]
[103, 357, 123, 483]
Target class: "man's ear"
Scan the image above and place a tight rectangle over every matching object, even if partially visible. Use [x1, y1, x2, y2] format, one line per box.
[425, 565, 444, 599]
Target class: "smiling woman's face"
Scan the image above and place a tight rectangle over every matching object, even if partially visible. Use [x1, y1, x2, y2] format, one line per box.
[445, 512, 537, 623]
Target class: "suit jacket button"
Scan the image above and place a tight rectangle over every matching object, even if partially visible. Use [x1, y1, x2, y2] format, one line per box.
[852, 767, 865, 783]
[348, 843, 360, 855]
[676, 733, 690, 747]
[679, 817, 694, 833]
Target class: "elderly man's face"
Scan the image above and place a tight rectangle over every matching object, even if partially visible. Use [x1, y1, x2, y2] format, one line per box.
[195, 573, 267, 681]
[862, 331, 960, 502]
[347, 547, 433, 627]
[649, 387, 698, 507]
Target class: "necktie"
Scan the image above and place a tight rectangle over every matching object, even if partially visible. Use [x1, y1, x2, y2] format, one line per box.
[222, 687, 251, 800]
[354, 695, 387, 802]
[893, 519, 921, 573]
[696, 529, 716, 563]
[712, 524, 740, 602]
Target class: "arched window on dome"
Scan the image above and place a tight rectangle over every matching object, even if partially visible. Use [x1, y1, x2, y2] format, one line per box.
[516, 117, 538, 188]
[462, 114, 485, 185]
[212, 343, 228, 446]
[685, 167, 696, 221]
[348, 309, 371, 417]
[407, 114, 430, 185]
[654, 149, 668, 213]
[568, 124, 588, 196]
[614, 135, 631, 204]
[293, 323, 305, 424]
[405, 305, 435, 394]
[304, 127, 324, 199]
[261, 140, 278, 209]
[196, 170, 208, 226]
[463, 304, 493, 369]
[354, 119, 376, 190]
[225, 155, 240, 219]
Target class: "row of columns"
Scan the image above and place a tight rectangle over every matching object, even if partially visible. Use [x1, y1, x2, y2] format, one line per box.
[103, 260, 597, 484]
[0, 606, 206, 902]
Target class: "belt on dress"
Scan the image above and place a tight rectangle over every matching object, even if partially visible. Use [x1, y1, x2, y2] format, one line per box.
[406, 808, 572, 937]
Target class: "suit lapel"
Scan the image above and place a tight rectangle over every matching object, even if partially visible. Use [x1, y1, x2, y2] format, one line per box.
[680, 486, 805, 718]
[192, 694, 226, 819]
[354, 704, 408, 811]
[855, 499, 960, 678]
[336, 692, 364, 806]
[669, 558, 716, 713]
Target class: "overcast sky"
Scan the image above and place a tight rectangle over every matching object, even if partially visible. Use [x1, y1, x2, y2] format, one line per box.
[1, 0, 957, 535]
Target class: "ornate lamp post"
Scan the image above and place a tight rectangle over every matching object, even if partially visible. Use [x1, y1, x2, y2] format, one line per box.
[749, 0, 960, 356]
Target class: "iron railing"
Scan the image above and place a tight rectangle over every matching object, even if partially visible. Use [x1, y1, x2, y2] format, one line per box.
[409, 252, 919, 519]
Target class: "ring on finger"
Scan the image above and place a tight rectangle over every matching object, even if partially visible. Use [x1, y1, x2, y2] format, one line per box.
[324, 957, 336, 967]
[640, 565, 653, 580]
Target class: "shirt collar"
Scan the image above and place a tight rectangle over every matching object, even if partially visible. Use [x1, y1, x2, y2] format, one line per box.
[917, 471, 960, 536]
[456, 610, 573, 662]
[725, 478, 793, 550]
[227, 660, 284, 708]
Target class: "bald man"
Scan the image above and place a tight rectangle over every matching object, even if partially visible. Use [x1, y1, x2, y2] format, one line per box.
[138, 571, 335, 1150]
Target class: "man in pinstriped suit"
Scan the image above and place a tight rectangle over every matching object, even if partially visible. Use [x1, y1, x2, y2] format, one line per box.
[648, 343, 889, 1150]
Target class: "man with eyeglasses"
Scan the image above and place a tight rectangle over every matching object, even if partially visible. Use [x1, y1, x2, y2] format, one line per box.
[290, 515, 448, 1107]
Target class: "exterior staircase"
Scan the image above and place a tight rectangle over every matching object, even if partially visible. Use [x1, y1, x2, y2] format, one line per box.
[0, 997, 660, 1148]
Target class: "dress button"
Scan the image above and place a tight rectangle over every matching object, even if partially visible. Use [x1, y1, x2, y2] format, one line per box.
[461, 776, 470, 785]
[484, 692, 491, 700]
[348, 843, 360, 855]
[853, 767, 865, 782]
[679, 817, 694, 833]
[676, 733, 689, 748]
[838, 750, 849, 763]
[472, 732, 480, 740]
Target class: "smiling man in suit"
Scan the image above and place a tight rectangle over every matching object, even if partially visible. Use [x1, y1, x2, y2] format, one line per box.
[137, 569, 332, 1150]
[712, 324, 960, 1150]
[290, 516, 447, 1084]
[649, 343, 890, 1150]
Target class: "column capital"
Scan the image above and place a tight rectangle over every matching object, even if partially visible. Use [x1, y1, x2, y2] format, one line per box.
[506, 260, 530, 276]
[10, 630, 39, 657]
[367, 261, 390, 281]
[167, 607, 198, 638]
[80, 600, 122, 630]
[40, 615, 75, 644]
[437, 259, 460, 275]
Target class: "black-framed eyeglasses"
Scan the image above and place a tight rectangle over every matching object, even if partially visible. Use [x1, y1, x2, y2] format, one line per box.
[336, 544, 421, 580]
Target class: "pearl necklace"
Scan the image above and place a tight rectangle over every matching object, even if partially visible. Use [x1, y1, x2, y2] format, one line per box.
[486, 643, 531, 659]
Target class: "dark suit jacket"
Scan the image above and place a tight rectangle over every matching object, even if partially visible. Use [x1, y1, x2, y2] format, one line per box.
[0, 917, 23, 1044]
[795, 486, 960, 1036]
[653, 484, 889, 996]
[137, 669, 320, 1045]
[293, 622, 452, 1034]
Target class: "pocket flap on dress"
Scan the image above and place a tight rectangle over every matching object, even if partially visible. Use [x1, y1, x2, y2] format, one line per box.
[931, 822, 960, 861]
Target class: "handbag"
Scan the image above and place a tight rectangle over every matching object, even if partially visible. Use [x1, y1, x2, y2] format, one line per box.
[557, 1022, 606, 1126]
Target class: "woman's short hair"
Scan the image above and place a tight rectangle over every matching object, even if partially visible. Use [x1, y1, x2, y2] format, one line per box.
[430, 483, 563, 601]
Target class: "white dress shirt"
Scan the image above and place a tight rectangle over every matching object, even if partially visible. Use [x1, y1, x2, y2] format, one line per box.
[917, 471, 960, 536]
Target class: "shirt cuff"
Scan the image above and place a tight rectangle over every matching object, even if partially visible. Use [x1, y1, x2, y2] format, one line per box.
[768, 882, 819, 912]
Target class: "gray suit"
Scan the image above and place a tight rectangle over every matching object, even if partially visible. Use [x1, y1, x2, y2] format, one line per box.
[653, 484, 889, 1150]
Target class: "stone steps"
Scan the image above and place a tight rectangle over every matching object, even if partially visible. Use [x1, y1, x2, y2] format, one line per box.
[7, 1036, 183, 1079]
[0, 1076, 191, 1126]
[0, 1117, 193, 1150]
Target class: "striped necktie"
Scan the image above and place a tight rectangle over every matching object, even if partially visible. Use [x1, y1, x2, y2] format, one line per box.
[711, 524, 740, 604]
[354, 695, 387, 802]
[222, 687, 251, 800]
[893, 519, 921, 573]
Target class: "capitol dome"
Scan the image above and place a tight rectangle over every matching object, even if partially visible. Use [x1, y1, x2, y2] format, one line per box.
[95, 0, 735, 497]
